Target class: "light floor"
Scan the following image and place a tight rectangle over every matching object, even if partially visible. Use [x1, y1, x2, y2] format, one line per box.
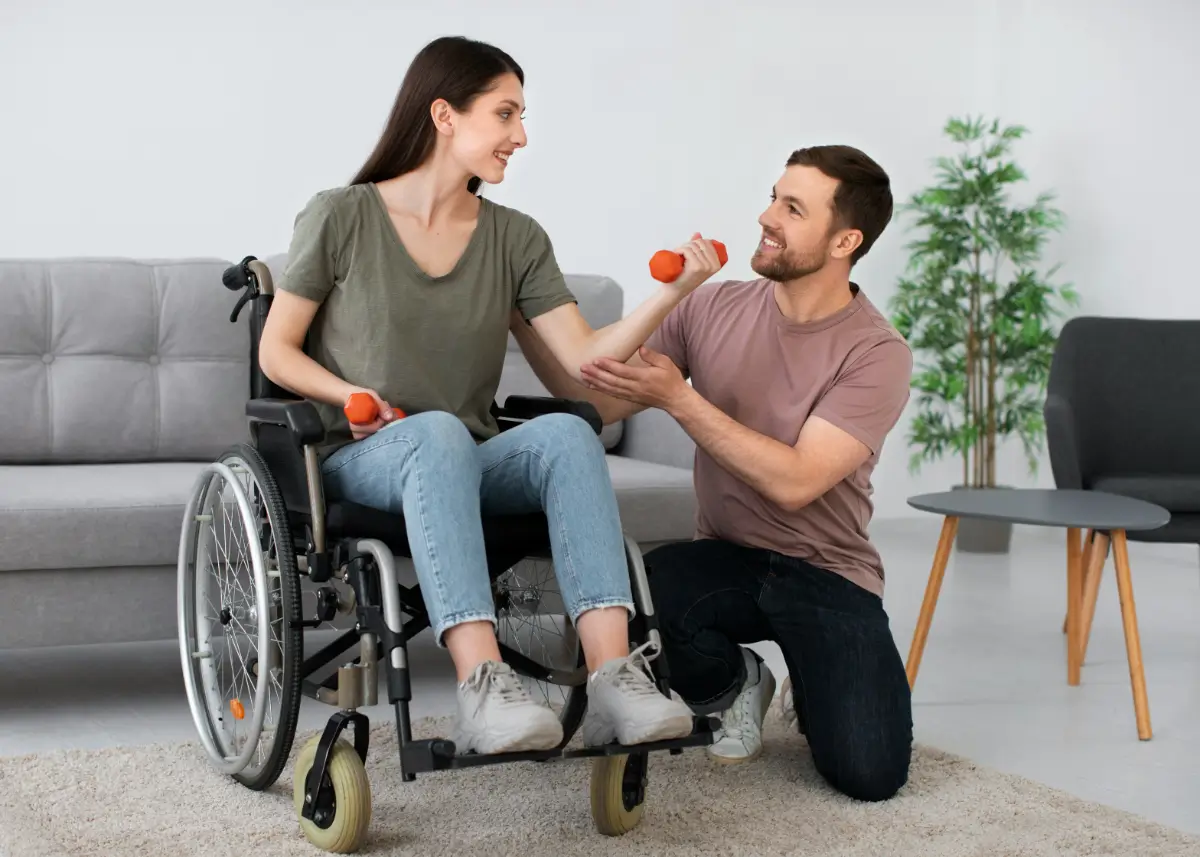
[2, 518, 1199, 835]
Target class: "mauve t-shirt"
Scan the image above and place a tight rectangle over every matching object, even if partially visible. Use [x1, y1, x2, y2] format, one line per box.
[645, 278, 913, 596]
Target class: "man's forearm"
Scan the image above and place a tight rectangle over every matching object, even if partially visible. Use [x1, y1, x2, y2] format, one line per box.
[667, 387, 809, 511]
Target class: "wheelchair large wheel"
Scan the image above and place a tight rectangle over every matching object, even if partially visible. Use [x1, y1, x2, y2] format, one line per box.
[494, 556, 587, 744]
[177, 443, 303, 791]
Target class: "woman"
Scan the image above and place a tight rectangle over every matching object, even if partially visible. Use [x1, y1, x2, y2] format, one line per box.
[259, 35, 724, 756]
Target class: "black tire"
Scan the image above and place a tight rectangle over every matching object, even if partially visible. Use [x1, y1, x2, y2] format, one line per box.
[221, 443, 303, 791]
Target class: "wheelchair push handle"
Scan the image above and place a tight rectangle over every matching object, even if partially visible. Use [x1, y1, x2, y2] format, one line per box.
[648, 238, 728, 284]
[344, 392, 405, 426]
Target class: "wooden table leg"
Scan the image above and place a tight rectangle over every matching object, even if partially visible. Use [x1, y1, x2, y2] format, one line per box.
[1066, 527, 1083, 686]
[906, 516, 959, 690]
[1063, 528, 1093, 633]
[1079, 532, 1110, 665]
[1110, 529, 1152, 740]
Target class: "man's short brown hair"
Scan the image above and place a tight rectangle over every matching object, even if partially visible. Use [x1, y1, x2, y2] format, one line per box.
[787, 145, 893, 265]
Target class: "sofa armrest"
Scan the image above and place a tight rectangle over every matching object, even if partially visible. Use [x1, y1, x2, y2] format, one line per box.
[497, 395, 603, 436]
[615, 408, 696, 469]
[1044, 391, 1083, 490]
[247, 398, 325, 448]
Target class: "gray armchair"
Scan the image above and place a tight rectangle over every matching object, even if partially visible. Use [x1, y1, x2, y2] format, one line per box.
[1045, 315, 1200, 655]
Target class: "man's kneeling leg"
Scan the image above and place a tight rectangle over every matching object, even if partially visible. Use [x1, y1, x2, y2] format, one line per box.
[770, 563, 913, 801]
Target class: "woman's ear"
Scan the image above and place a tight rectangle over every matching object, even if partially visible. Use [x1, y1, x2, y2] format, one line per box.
[430, 99, 454, 135]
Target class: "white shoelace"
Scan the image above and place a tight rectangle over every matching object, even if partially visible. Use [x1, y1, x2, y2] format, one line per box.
[599, 641, 663, 699]
[468, 662, 532, 715]
[719, 683, 760, 741]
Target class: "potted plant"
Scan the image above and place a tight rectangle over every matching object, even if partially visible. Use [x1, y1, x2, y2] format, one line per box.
[889, 116, 1077, 553]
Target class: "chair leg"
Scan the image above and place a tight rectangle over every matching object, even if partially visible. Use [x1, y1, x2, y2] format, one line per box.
[905, 516, 959, 690]
[1078, 532, 1110, 664]
[1110, 529, 1152, 740]
[1066, 527, 1083, 686]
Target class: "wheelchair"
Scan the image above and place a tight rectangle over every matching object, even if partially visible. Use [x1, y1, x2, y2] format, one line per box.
[176, 255, 716, 853]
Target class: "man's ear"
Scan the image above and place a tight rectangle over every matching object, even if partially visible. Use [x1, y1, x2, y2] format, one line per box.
[830, 228, 863, 261]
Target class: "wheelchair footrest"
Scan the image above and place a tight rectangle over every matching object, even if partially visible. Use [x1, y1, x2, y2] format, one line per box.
[561, 715, 719, 759]
[399, 716, 718, 775]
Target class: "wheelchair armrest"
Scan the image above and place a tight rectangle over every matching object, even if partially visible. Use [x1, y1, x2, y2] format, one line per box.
[498, 395, 603, 436]
[246, 398, 326, 448]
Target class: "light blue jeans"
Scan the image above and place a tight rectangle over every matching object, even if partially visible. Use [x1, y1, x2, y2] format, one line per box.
[320, 410, 635, 644]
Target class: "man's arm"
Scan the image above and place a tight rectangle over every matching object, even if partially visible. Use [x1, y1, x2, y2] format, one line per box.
[668, 340, 913, 510]
[508, 310, 647, 426]
[584, 338, 912, 511]
[667, 393, 872, 511]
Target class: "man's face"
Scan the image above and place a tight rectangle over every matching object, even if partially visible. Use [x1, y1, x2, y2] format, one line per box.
[751, 165, 850, 282]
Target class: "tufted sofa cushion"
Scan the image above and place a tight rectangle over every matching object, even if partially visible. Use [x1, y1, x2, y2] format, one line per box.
[0, 258, 249, 464]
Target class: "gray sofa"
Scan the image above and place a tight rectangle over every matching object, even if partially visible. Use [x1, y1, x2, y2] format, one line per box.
[0, 256, 698, 650]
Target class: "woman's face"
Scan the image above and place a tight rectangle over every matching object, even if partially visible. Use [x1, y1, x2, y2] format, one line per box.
[444, 72, 527, 186]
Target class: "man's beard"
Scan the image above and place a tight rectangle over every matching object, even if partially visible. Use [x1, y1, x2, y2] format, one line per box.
[750, 243, 826, 282]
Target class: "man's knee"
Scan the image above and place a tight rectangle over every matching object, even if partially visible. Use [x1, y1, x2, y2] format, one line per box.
[812, 734, 912, 802]
[644, 542, 704, 626]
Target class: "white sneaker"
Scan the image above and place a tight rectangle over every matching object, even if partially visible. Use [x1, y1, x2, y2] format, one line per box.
[582, 641, 696, 747]
[708, 648, 776, 764]
[451, 660, 564, 755]
[777, 674, 797, 729]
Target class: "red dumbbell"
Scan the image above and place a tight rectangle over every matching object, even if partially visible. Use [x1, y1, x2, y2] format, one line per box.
[649, 239, 729, 283]
[344, 392, 405, 426]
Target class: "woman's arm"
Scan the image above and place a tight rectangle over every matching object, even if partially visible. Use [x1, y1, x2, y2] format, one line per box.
[508, 310, 645, 426]
[259, 290, 396, 431]
[528, 235, 723, 382]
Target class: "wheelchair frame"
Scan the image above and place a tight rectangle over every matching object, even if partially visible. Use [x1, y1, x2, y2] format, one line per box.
[187, 255, 715, 847]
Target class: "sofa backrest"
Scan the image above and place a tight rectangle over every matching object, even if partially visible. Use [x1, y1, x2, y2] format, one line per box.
[0, 258, 250, 464]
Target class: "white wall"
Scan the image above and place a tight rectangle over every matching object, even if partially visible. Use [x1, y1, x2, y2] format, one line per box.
[2, 0, 1197, 518]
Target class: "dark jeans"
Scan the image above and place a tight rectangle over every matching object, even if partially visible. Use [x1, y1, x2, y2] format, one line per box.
[645, 538, 912, 802]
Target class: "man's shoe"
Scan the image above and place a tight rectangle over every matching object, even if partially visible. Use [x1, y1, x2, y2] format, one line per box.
[582, 642, 695, 747]
[451, 660, 564, 755]
[708, 647, 776, 764]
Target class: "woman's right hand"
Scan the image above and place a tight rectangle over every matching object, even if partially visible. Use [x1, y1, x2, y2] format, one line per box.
[344, 388, 399, 440]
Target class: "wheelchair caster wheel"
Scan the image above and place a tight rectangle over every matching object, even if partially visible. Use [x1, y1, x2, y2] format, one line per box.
[293, 735, 372, 853]
[589, 752, 647, 836]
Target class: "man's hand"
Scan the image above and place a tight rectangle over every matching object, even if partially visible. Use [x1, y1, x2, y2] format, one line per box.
[580, 346, 692, 414]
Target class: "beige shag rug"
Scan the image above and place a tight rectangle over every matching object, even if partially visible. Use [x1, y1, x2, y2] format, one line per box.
[0, 712, 1196, 857]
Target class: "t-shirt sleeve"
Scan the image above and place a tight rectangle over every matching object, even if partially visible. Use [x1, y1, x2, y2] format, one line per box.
[514, 216, 577, 321]
[277, 192, 339, 303]
[644, 296, 692, 376]
[810, 338, 913, 456]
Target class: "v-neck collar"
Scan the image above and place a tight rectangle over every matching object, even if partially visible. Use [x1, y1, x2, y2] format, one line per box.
[367, 182, 491, 283]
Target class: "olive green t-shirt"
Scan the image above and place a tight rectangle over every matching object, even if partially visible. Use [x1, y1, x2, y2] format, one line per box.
[277, 183, 576, 454]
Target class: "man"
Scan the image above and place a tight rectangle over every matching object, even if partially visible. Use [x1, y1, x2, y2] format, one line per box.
[510, 145, 913, 802]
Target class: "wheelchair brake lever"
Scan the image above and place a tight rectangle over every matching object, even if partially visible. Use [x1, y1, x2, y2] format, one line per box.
[230, 286, 253, 323]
